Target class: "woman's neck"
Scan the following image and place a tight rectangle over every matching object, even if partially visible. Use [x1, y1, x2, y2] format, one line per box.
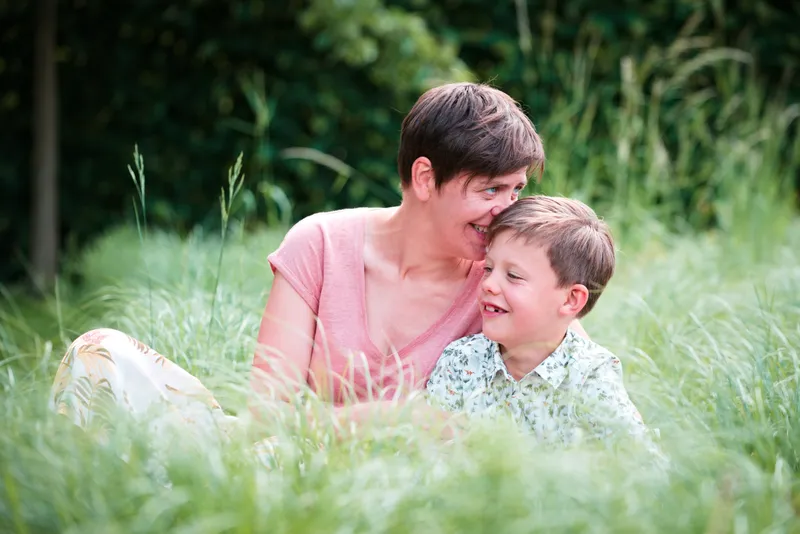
[368, 202, 472, 281]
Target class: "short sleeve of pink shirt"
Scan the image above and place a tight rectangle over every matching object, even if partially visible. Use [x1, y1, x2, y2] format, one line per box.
[266, 208, 483, 404]
[267, 212, 328, 313]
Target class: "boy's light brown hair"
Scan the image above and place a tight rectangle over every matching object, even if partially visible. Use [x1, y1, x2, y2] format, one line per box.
[486, 195, 615, 317]
[398, 82, 545, 189]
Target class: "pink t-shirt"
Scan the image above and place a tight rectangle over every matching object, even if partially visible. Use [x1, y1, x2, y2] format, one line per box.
[267, 208, 483, 404]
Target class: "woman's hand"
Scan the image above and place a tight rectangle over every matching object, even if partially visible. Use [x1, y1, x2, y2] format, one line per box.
[332, 396, 469, 441]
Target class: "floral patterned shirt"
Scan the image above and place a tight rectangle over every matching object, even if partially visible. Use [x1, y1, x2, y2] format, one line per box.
[426, 329, 659, 452]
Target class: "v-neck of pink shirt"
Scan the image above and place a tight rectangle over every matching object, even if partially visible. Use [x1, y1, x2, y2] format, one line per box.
[354, 214, 483, 360]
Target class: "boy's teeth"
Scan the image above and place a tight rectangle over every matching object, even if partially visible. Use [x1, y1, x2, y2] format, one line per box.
[473, 224, 487, 234]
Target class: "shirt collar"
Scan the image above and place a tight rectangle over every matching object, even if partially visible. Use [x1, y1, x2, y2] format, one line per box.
[488, 329, 580, 389]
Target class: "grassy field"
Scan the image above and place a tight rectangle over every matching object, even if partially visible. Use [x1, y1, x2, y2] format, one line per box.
[1, 204, 799, 532]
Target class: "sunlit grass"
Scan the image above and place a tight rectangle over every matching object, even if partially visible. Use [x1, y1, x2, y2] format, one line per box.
[1, 212, 799, 532]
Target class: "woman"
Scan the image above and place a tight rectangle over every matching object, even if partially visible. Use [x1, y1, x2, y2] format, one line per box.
[50, 83, 580, 434]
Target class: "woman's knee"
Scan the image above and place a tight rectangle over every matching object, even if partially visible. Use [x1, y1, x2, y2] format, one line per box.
[75, 328, 126, 346]
[64, 328, 153, 367]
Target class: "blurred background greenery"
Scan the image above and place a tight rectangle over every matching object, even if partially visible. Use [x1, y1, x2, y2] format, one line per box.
[1, 0, 799, 286]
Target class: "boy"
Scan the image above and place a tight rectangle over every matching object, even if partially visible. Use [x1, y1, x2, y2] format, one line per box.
[426, 195, 657, 451]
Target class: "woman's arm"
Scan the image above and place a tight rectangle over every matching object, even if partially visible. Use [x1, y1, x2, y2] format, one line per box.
[249, 272, 317, 406]
[248, 273, 409, 425]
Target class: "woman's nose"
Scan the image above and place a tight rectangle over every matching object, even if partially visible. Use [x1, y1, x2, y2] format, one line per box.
[490, 195, 515, 217]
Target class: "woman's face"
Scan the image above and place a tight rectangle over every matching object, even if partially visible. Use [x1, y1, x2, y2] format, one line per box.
[430, 168, 528, 261]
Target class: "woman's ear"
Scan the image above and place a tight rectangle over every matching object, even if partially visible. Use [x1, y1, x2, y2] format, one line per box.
[560, 284, 589, 317]
[410, 157, 435, 202]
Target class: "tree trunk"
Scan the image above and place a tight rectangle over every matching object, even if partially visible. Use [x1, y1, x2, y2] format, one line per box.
[31, 0, 59, 288]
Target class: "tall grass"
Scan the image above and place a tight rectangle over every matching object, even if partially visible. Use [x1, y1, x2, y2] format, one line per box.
[523, 21, 799, 254]
[1, 216, 798, 532]
[207, 153, 246, 346]
[127, 144, 154, 346]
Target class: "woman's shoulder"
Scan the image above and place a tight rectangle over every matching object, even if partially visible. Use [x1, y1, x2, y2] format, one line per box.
[292, 207, 385, 235]
[267, 208, 384, 304]
[272, 207, 389, 264]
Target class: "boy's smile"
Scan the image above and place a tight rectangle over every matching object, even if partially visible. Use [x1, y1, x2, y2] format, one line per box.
[480, 302, 507, 316]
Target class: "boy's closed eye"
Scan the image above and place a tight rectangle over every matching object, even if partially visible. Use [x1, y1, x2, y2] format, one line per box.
[483, 265, 525, 281]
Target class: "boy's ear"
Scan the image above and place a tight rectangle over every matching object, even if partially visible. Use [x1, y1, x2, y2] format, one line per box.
[410, 157, 435, 202]
[560, 284, 589, 317]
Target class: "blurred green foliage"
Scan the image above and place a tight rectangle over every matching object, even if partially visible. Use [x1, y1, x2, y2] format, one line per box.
[1, 0, 798, 283]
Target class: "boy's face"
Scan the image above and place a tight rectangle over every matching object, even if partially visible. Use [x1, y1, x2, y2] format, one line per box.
[480, 232, 573, 348]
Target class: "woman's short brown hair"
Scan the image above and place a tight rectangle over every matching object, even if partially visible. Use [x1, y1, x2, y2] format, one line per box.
[486, 195, 616, 317]
[397, 83, 545, 188]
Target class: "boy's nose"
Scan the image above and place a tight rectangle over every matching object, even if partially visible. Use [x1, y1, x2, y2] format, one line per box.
[481, 276, 499, 295]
